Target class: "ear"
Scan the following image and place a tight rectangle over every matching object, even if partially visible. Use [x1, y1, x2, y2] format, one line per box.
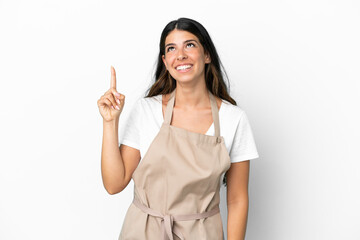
[162, 55, 167, 69]
[205, 52, 211, 64]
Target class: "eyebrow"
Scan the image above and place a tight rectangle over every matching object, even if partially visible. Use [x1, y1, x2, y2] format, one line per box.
[165, 39, 198, 49]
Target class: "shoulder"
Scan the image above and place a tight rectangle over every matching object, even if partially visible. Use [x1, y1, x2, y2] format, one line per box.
[131, 94, 162, 121]
[220, 99, 245, 121]
[139, 94, 162, 108]
[132, 94, 161, 108]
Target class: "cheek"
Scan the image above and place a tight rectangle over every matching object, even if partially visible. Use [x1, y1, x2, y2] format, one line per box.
[163, 58, 170, 68]
[165, 56, 176, 66]
[191, 51, 204, 60]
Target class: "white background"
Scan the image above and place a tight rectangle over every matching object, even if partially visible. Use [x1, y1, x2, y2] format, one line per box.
[0, 0, 359, 239]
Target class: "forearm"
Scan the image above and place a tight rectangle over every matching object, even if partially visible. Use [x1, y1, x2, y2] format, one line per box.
[227, 197, 249, 240]
[101, 119, 125, 194]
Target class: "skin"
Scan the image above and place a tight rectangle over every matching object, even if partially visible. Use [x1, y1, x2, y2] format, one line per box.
[98, 29, 250, 240]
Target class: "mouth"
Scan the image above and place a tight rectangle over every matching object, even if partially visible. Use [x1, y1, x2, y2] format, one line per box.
[175, 64, 193, 73]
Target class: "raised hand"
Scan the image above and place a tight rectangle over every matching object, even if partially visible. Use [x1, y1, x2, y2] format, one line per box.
[97, 66, 125, 122]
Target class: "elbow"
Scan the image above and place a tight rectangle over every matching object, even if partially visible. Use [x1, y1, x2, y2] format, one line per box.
[104, 183, 125, 195]
[102, 174, 129, 195]
[106, 188, 118, 195]
[227, 193, 249, 206]
[105, 186, 122, 195]
[227, 196, 249, 207]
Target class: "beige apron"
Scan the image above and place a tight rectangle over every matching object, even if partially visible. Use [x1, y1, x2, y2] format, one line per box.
[119, 88, 231, 240]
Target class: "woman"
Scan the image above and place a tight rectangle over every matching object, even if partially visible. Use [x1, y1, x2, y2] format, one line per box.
[97, 18, 259, 240]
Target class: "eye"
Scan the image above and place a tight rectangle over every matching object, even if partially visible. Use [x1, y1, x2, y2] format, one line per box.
[186, 43, 195, 48]
[166, 46, 175, 52]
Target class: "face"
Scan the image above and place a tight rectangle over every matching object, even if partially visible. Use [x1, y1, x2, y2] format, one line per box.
[162, 29, 211, 84]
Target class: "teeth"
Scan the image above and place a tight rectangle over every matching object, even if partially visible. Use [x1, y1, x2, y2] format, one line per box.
[176, 65, 192, 70]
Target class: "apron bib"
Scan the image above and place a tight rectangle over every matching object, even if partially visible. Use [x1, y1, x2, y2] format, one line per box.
[119, 88, 231, 240]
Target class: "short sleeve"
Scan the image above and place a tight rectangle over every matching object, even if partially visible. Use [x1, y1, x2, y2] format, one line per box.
[119, 98, 142, 150]
[229, 111, 259, 163]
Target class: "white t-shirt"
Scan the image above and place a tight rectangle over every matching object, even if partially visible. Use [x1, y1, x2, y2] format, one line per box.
[119, 94, 259, 163]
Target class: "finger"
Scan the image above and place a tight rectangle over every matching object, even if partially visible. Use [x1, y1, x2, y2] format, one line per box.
[98, 97, 111, 108]
[104, 98, 118, 110]
[105, 94, 119, 110]
[110, 66, 116, 89]
[111, 89, 122, 104]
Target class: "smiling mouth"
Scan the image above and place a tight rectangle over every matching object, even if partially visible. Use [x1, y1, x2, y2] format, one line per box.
[175, 65, 193, 72]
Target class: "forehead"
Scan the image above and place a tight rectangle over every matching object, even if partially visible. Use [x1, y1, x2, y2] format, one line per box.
[165, 29, 200, 44]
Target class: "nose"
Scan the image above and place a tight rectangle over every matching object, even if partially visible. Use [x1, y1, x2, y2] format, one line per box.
[176, 48, 187, 60]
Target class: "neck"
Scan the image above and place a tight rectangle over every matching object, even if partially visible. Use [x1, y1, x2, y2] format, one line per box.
[173, 82, 210, 110]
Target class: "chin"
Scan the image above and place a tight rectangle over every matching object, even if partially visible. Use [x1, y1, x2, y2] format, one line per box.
[173, 72, 198, 81]
[174, 76, 194, 83]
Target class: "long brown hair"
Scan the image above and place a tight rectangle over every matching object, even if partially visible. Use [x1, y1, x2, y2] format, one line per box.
[144, 17, 237, 108]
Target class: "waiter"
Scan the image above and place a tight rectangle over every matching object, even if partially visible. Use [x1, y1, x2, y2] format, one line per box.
[97, 18, 259, 240]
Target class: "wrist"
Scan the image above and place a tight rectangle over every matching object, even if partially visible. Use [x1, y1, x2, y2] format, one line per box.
[103, 118, 119, 128]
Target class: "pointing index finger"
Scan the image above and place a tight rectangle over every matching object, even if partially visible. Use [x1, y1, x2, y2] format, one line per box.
[111, 66, 116, 89]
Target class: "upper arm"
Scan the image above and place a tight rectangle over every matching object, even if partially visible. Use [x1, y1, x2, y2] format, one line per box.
[119, 144, 141, 190]
[226, 160, 250, 205]
[117, 98, 142, 190]
[229, 110, 259, 163]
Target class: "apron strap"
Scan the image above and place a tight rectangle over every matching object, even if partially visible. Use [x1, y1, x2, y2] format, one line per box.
[208, 91, 221, 137]
[163, 89, 176, 125]
[163, 88, 221, 138]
